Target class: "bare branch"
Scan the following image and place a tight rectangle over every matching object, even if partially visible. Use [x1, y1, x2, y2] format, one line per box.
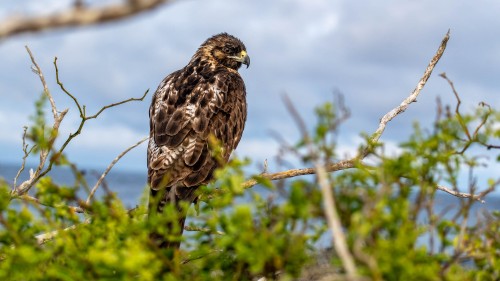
[14, 194, 85, 213]
[0, 0, 173, 40]
[13, 127, 36, 188]
[25, 46, 58, 119]
[369, 30, 450, 148]
[54, 57, 84, 118]
[14, 108, 68, 196]
[35, 219, 90, 245]
[315, 163, 358, 279]
[54, 57, 149, 163]
[439, 72, 471, 142]
[439, 73, 498, 154]
[436, 182, 496, 203]
[55, 56, 149, 121]
[86, 89, 149, 120]
[86, 136, 149, 205]
[13, 47, 69, 196]
[242, 159, 356, 189]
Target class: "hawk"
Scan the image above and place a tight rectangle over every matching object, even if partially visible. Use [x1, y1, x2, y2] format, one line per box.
[147, 33, 250, 248]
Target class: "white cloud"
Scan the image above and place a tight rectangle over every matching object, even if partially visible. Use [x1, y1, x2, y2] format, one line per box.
[67, 124, 145, 150]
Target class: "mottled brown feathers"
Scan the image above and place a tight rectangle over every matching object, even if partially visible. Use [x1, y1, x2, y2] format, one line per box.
[147, 33, 249, 248]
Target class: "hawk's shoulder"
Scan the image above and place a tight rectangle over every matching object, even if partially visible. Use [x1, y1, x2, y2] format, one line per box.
[150, 64, 244, 146]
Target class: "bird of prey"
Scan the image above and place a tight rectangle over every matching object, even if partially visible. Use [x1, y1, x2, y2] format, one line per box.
[147, 33, 250, 248]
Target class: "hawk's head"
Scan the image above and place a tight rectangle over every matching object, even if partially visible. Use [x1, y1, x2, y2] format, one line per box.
[197, 33, 250, 70]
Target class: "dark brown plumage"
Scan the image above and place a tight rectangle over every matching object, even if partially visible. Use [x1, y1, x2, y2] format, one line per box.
[147, 33, 249, 248]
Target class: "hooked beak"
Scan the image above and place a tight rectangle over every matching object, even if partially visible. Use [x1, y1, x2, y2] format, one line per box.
[234, 50, 250, 68]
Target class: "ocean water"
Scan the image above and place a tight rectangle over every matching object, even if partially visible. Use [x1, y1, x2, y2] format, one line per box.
[1, 161, 499, 232]
[2, 161, 499, 212]
[2, 161, 500, 255]
[0, 162, 147, 209]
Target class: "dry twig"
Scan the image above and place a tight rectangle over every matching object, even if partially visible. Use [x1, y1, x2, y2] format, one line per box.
[86, 136, 149, 205]
[54, 57, 149, 155]
[368, 30, 450, 149]
[315, 163, 358, 279]
[242, 159, 356, 189]
[436, 183, 496, 204]
[13, 47, 69, 197]
[364, 31, 495, 203]
[439, 72, 498, 154]
[25, 46, 57, 118]
[35, 218, 90, 245]
[13, 127, 36, 188]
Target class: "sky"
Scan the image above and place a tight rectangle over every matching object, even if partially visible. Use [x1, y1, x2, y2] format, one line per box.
[1, 0, 500, 189]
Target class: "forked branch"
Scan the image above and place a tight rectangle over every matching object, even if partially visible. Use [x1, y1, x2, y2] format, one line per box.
[12, 47, 149, 204]
[439, 72, 498, 154]
[13, 47, 68, 197]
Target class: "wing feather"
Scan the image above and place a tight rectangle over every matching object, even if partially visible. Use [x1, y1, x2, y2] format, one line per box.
[183, 136, 206, 166]
[148, 66, 246, 190]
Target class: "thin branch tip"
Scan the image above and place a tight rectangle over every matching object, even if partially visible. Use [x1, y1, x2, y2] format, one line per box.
[86, 136, 149, 205]
[368, 31, 450, 148]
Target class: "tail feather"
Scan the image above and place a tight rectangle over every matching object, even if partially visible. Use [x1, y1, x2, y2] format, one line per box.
[148, 185, 198, 249]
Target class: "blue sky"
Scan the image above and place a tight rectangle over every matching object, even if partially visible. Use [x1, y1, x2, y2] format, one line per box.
[1, 0, 500, 185]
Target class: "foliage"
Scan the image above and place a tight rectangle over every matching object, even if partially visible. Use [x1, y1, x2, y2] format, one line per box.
[1, 59, 500, 281]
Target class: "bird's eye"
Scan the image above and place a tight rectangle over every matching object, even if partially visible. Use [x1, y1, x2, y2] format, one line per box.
[222, 44, 236, 54]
